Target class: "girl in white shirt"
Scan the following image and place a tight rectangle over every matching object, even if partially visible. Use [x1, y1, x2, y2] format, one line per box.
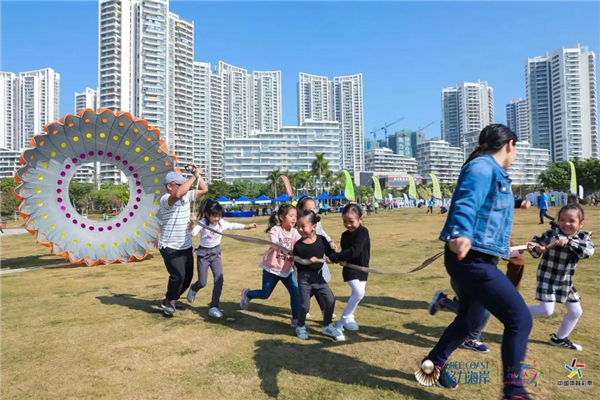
[187, 199, 256, 318]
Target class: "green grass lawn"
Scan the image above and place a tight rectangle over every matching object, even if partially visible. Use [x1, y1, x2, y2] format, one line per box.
[1, 207, 599, 400]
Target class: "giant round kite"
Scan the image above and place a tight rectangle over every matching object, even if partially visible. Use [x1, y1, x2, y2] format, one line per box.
[14, 109, 179, 266]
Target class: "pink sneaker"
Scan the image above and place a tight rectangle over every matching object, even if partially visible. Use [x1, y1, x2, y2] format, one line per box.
[239, 288, 250, 310]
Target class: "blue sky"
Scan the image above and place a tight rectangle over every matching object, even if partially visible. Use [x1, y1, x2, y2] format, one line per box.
[1, 1, 598, 141]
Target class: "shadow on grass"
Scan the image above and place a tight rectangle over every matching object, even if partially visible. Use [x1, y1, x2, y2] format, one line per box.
[336, 296, 430, 315]
[1, 253, 155, 271]
[0, 254, 67, 270]
[403, 322, 550, 346]
[213, 301, 439, 349]
[254, 338, 453, 400]
[96, 292, 189, 317]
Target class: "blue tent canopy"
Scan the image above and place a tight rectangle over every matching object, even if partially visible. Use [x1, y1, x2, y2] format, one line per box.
[254, 194, 272, 202]
[315, 192, 330, 201]
[273, 194, 292, 202]
[333, 192, 346, 200]
[298, 192, 308, 198]
[235, 195, 252, 202]
[215, 196, 231, 202]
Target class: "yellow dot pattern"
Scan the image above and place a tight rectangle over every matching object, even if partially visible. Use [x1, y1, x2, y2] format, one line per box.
[86, 243, 92, 248]
[42, 213, 48, 219]
[155, 189, 160, 195]
[143, 222, 149, 227]
[37, 201, 43, 207]
[134, 230, 141, 235]
[99, 244, 105, 249]
[50, 224, 56, 230]
[73, 239, 79, 244]
[124, 140, 131, 146]
[60, 143, 67, 148]
[99, 132, 106, 138]
[150, 165, 155, 171]
[60, 233, 67, 239]
[42, 162, 49, 168]
[73, 136, 79, 142]
[50, 151, 56, 157]
[37, 174, 43, 181]
[149, 212, 155, 217]
[112, 242, 118, 247]
[124, 237, 130, 243]
[135, 147, 141, 153]
[154, 178, 159, 183]
[113, 135, 119, 141]
[36, 188, 42, 194]
[86, 133, 92, 139]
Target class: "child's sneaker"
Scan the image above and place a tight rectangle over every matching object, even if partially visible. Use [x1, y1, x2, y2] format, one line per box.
[239, 288, 250, 310]
[161, 299, 176, 317]
[322, 324, 345, 341]
[549, 333, 582, 351]
[339, 315, 359, 331]
[291, 319, 310, 329]
[428, 290, 447, 316]
[461, 339, 490, 353]
[296, 325, 309, 340]
[186, 289, 198, 303]
[208, 307, 223, 318]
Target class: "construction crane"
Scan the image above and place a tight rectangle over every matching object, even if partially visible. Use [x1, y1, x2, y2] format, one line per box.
[416, 121, 436, 132]
[370, 117, 404, 143]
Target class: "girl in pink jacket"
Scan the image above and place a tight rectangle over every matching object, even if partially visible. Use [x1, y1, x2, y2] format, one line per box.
[240, 204, 301, 327]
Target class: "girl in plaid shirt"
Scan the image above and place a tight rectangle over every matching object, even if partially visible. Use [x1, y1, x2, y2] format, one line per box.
[527, 203, 595, 351]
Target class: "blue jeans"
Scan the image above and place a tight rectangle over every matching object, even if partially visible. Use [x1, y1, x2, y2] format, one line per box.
[449, 279, 491, 342]
[247, 269, 300, 320]
[539, 208, 555, 224]
[428, 249, 533, 397]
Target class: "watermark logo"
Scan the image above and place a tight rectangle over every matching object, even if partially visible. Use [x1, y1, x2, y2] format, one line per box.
[521, 359, 543, 387]
[558, 359, 593, 389]
[444, 361, 491, 385]
[565, 359, 585, 379]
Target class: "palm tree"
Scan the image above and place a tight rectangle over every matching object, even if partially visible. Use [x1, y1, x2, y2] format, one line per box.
[310, 153, 330, 195]
[322, 169, 334, 193]
[296, 170, 312, 196]
[266, 168, 281, 198]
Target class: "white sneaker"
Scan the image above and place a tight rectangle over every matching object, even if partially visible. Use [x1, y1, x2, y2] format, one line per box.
[340, 315, 359, 331]
[187, 289, 198, 303]
[296, 325, 309, 340]
[239, 288, 250, 310]
[208, 307, 223, 318]
[322, 324, 345, 341]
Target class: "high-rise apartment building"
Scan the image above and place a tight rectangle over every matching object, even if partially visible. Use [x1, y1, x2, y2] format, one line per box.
[0, 72, 19, 150]
[506, 98, 529, 142]
[526, 45, 598, 160]
[441, 80, 494, 149]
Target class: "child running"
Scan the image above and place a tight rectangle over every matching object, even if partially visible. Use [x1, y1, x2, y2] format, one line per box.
[527, 203, 595, 351]
[296, 196, 338, 320]
[187, 200, 256, 318]
[328, 203, 370, 332]
[294, 210, 345, 341]
[240, 204, 301, 327]
[416, 124, 532, 400]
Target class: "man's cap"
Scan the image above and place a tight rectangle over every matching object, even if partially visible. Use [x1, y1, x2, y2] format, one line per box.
[164, 171, 187, 185]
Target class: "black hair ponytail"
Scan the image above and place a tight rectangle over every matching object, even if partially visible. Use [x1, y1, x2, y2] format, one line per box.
[463, 124, 518, 167]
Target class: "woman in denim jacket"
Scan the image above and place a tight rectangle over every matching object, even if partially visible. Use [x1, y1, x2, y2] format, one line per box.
[416, 124, 533, 400]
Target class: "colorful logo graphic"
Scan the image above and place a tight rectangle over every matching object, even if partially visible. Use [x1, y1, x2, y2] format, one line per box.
[521, 359, 543, 387]
[565, 359, 585, 379]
